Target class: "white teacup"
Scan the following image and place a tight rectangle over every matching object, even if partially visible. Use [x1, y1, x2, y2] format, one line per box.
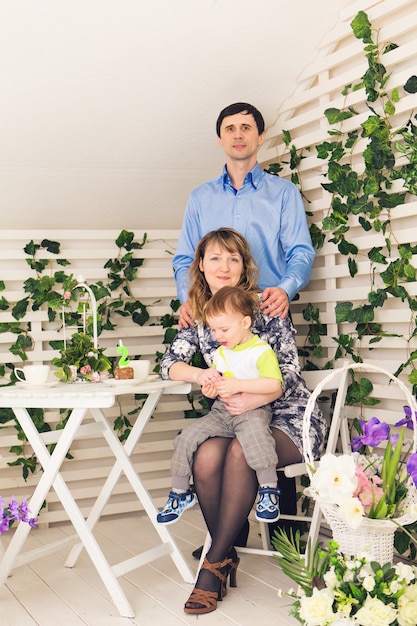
[130, 360, 151, 382]
[14, 364, 51, 386]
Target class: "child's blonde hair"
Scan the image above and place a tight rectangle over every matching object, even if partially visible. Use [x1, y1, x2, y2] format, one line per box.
[203, 286, 259, 324]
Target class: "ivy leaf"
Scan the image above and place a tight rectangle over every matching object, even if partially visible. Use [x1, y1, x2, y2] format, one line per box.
[0, 296, 9, 310]
[348, 257, 357, 277]
[23, 240, 38, 256]
[404, 76, 417, 94]
[350, 10, 372, 43]
[368, 247, 388, 265]
[40, 239, 60, 254]
[358, 217, 371, 231]
[338, 239, 358, 256]
[115, 230, 135, 249]
[324, 108, 354, 125]
[384, 101, 395, 116]
[376, 192, 406, 208]
[335, 302, 354, 323]
[12, 297, 29, 320]
[265, 162, 283, 176]
[132, 308, 150, 326]
[368, 289, 388, 308]
[163, 328, 178, 344]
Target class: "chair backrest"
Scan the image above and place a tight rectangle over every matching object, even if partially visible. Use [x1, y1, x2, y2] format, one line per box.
[282, 364, 350, 480]
[302, 365, 351, 459]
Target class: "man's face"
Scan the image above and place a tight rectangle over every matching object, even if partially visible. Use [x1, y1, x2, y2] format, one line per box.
[218, 112, 264, 163]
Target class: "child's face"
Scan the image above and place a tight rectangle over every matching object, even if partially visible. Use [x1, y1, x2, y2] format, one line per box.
[207, 309, 252, 349]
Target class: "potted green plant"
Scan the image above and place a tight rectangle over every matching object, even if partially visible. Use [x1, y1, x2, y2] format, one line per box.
[51, 331, 112, 383]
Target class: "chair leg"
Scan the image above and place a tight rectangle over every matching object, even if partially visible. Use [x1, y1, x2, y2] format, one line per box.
[260, 521, 272, 550]
[197, 532, 212, 580]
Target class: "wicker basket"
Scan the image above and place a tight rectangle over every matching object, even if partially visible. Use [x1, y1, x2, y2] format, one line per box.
[302, 362, 417, 563]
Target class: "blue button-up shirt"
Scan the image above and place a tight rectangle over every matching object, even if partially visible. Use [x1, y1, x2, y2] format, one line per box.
[173, 163, 315, 303]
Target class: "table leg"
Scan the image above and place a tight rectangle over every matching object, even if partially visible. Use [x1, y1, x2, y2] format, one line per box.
[0, 406, 88, 586]
[65, 393, 194, 583]
[2, 406, 135, 618]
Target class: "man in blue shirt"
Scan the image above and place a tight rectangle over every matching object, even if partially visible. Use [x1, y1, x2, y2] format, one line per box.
[173, 102, 315, 328]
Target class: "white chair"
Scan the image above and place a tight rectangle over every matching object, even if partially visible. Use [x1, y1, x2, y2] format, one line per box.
[199, 364, 350, 563]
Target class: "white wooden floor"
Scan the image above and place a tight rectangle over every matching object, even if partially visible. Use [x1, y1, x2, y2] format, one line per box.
[0, 506, 299, 626]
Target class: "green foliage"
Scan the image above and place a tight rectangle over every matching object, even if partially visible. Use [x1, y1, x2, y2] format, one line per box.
[272, 528, 329, 594]
[270, 11, 417, 395]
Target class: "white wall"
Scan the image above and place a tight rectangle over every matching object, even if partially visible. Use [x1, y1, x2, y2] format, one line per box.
[0, 0, 343, 230]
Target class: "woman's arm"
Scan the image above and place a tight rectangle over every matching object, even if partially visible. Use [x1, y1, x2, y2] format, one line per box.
[169, 361, 221, 387]
[215, 376, 282, 397]
[220, 389, 282, 415]
[159, 323, 222, 387]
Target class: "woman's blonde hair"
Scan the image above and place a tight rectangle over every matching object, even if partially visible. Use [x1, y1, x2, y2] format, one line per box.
[188, 228, 259, 321]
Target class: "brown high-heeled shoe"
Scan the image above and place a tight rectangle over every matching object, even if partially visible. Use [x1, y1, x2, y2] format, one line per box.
[184, 556, 231, 615]
[222, 548, 240, 597]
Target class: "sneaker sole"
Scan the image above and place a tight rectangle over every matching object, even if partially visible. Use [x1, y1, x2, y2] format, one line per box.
[255, 512, 280, 523]
[157, 496, 197, 525]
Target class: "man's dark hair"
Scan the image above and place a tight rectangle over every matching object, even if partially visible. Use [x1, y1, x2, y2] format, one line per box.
[216, 102, 265, 137]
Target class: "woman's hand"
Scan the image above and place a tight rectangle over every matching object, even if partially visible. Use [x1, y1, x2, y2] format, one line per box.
[201, 380, 218, 399]
[221, 391, 279, 415]
[196, 369, 222, 387]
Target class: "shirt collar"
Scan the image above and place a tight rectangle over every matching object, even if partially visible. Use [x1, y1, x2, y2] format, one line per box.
[221, 163, 262, 191]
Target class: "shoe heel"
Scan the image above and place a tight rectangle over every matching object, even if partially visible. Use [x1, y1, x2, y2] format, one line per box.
[229, 557, 240, 588]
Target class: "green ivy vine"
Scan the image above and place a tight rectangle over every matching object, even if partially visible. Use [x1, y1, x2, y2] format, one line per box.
[267, 10, 417, 397]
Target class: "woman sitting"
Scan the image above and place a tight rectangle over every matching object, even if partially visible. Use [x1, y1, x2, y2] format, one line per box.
[160, 227, 326, 615]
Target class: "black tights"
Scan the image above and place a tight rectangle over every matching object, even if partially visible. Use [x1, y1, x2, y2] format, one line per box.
[191, 429, 302, 593]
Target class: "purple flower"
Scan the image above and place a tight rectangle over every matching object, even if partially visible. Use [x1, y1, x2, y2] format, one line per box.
[407, 452, 417, 487]
[351, 417, 390, 451]
[390, 433, 399, 447]
[395, 405, 416, 430]
[8, 496, 21, 521]
[0, 497, 38, 534]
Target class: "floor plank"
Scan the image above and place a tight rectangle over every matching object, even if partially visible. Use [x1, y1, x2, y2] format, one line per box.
[0, 506, 299, 625]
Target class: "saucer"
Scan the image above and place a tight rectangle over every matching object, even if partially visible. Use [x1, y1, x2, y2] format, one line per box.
[102, 374, 160, 387]
[16, 381, 59, 389]
[102, 379, 136, 387]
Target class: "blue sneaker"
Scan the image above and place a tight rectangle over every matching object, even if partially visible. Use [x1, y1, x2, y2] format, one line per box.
[156, 489, 196, 525]
[255, 486, 281, 522]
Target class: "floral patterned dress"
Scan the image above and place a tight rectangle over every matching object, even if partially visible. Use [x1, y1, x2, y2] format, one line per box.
[160, 310, 327, 460]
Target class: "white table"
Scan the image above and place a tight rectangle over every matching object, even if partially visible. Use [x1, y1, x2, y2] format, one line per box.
[0, 378, 194, 617]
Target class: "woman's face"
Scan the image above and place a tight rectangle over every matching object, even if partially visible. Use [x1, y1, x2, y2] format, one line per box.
[199, 242, 244, 294]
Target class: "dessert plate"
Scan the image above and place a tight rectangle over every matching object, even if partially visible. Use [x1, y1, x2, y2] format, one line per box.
[102, 379, 136, 387]
[102, 375, 160, 387]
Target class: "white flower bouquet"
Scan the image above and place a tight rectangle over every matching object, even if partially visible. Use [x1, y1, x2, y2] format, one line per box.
[273, 529, 417, 626]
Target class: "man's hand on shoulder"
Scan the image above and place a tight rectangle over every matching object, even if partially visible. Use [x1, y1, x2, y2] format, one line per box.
[260, 287, 289, 319]
[178, 300, 196, 329]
